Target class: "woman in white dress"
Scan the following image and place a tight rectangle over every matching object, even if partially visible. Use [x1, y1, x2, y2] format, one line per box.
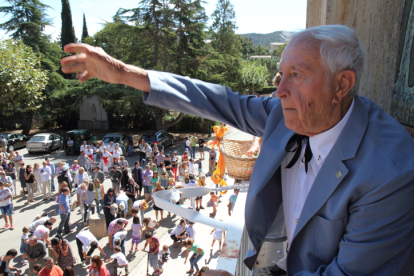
[33, 162, 42, 193]
[100, 147, 112, 173]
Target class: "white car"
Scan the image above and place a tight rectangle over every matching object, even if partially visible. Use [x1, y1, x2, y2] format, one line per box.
[26, 133, 61, 154]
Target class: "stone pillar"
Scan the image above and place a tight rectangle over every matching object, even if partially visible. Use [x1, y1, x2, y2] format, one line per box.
[306, 0, 405, 114]
[127, 198, 133, 217]
[89, 214, 107, 239]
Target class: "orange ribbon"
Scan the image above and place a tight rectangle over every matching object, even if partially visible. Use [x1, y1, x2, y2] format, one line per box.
[208, 125, 228, 195]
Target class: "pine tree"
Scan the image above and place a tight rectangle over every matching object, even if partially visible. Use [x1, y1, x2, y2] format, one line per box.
[81, 13, 89, 42]
[60, 0, 76, 48]
[209, 0, 239, 56]
[0, 0, 52, 52]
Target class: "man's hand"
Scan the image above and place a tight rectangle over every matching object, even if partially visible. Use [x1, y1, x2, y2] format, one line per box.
[246, 137, 262, 157]
[61, 44, 150, 91]
[204, 270, 234, 276]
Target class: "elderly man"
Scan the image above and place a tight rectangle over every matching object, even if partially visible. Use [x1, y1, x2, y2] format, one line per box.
[40, 161, 52, 201]
[0, 135, 7, 153]
[62, 25, 414, 275]
[38, 257, 63, 276]
[26, 236, 46, 276]
[45, 158, 56, 192]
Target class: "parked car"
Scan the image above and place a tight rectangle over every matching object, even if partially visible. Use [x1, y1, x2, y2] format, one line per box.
[26, 133, 61, 154]
[140, 130, 174, 150]
[61, 129, 97, 155]
[102, 133, 128, 155]
[0, 133, 30, 152]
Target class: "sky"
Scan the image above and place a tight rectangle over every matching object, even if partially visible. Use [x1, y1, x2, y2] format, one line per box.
[0, 0, 307, 41]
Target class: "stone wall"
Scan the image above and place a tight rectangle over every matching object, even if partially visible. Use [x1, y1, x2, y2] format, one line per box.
[78, 95, 109, 131]
[392, 0, 414, 127]
[306, 0, 405, 114]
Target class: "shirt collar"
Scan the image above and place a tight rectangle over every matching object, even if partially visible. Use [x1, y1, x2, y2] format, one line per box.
[309, 99, 355, 166]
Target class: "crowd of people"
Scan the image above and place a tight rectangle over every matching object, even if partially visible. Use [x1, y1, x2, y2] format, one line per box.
[0, 133, 240, 276]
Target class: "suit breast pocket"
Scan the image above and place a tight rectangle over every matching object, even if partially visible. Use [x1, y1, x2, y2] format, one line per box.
[312, 215, 347, 263]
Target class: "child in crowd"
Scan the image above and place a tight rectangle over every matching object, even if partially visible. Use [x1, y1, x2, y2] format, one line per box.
[130, 215, 143, 253]
[33, 264, 42, 276]
[106, 246, 129, 276]
[188, 159, 196, 176]
[210, 222, 226, 251]
[143, 217, 159, 233]
[20, 226, 29, 264]
[207, 192, 219, 216]
[159, 245, 170, 264]
[76, 183, 86, 214]
[197, 159, 203, 175]
[187, 221, 196, 241]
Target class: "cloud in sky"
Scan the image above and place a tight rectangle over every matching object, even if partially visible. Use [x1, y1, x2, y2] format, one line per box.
[80, 0, 92, 8]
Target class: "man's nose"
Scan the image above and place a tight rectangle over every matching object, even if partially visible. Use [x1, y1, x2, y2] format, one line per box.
[275, 78, 289, 99]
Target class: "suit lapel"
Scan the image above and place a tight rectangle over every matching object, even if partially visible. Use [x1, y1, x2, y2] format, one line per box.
[292, 96, 369, 240]
[248, 119, 294, 197]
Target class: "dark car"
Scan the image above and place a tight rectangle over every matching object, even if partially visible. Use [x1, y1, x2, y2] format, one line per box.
[140, 130, 174, 150]
[0, 133, 30, 152]
[61, 129, 97, 155]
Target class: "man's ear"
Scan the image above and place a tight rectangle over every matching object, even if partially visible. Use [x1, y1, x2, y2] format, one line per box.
[332, 70, 356, 103]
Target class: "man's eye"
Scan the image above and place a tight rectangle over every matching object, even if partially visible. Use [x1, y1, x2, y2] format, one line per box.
[293, 72, 300, 77]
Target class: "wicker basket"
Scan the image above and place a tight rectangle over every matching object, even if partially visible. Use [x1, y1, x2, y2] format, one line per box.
[219, 139, 258, 181]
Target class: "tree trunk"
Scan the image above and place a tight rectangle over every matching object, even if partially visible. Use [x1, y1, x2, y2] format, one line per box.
[21, 112, 33, 136]
[153, 107, 185, 130]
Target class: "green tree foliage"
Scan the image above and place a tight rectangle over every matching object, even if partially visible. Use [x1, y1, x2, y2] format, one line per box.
[209, 0, 239, 56]
[237, 60, 268, 94]
[81, 13, 89, 43]
[171, 0, 207, 76]
[60, 0, 76, 48]
[0, 39, 48, 115]
[272, 43, 287, 62]
[240, 36, 255, 56]
[255, 43, 270, 55]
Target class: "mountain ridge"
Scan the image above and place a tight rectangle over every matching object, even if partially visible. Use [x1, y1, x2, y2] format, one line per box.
[240, 31, 294, 47]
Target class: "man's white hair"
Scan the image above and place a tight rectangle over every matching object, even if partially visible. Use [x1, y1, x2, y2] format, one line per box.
[293, 25, 365, 98]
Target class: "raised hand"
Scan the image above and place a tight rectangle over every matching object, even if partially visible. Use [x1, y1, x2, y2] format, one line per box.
[60, 44, 150, 92]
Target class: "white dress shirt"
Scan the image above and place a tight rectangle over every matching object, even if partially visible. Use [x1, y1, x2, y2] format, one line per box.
[282, 99, 355, 246]
[40, 165, 51, 182]
[80, 145, 88, 152]
[107, 144, 115, 153]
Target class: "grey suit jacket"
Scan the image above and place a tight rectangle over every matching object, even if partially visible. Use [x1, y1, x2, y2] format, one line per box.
[92, 170, 105, 184]
[143, 71, 414, 275]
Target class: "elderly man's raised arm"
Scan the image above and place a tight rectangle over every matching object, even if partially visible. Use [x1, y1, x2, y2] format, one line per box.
[61, 44, 275, 137]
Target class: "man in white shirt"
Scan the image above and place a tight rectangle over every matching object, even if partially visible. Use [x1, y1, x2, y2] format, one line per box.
[40, 161, 52, 200]
[80, 141, 88, 153]
[188, 159, 196, 176]
[76, 230, 107, 267]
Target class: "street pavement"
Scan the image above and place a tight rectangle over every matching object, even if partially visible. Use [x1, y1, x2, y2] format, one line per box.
[0, 127, 253, 276]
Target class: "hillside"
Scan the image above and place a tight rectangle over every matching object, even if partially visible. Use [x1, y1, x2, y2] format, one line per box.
[241, 31, 294, 46]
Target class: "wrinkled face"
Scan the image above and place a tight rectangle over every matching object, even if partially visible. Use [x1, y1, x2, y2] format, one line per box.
[29, 239, 37, 247]
[277, 37, 337, 136]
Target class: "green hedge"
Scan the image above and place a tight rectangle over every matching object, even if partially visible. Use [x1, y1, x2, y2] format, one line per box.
[257, 86, 277, 95]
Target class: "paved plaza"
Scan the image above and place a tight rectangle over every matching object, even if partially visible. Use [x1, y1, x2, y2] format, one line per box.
[0, 127, 253, 276]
